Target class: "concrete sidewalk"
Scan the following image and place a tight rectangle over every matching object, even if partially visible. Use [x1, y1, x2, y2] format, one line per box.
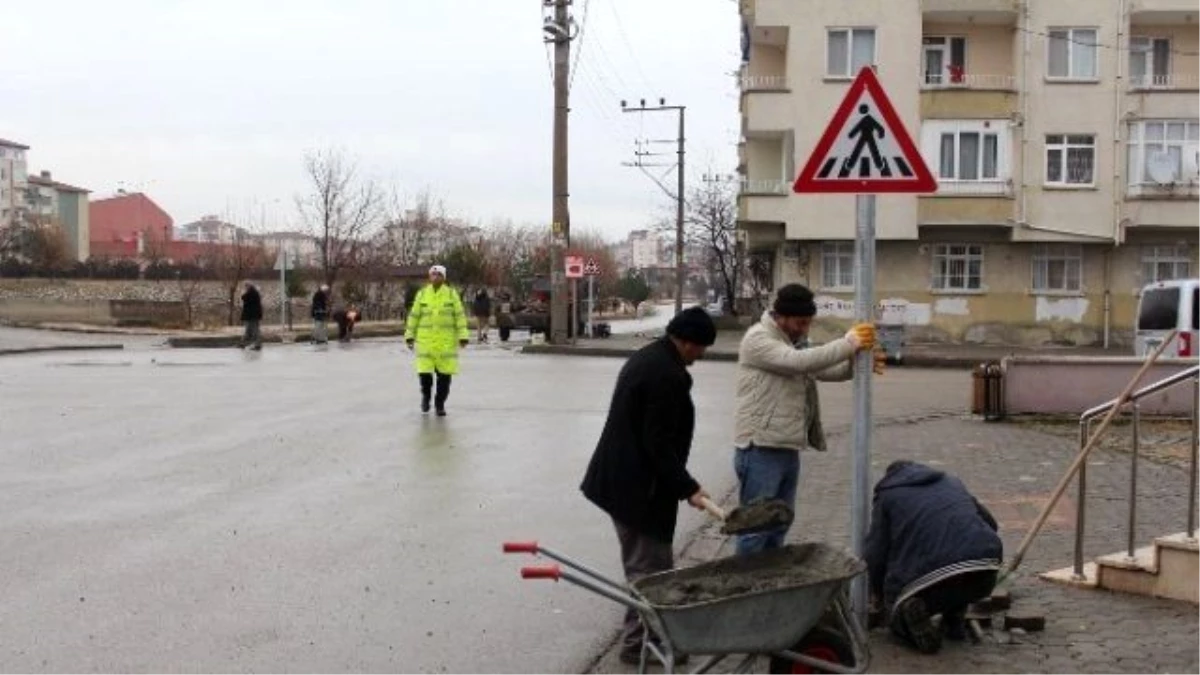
[588, 415, 1198, 674]
[524, 332, 1122, 369]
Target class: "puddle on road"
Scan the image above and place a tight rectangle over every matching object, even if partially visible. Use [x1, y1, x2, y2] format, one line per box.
[49, 361, 134, 367]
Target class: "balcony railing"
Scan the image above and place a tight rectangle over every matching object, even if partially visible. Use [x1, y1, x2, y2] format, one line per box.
[741, 74, 789, 91]
[927, 179, 1013, 196]
[921, 72, 1016, 90]
[1128, 73, 1200, 91]
[740, 178, 791, 195]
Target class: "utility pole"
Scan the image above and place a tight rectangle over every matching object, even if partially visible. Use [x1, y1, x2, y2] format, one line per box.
[544, 0, 574, 345]
[621, 99, 686, 315]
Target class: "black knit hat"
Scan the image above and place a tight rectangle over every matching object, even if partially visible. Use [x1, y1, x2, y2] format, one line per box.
[773, 283, 817, 317]
[666, 306, 717, 346]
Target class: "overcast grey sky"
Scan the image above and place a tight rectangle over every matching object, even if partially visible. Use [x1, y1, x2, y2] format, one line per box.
[0, 0, 740, 241]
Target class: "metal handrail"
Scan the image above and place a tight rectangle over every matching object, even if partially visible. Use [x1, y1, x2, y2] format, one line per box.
[1073, 364, 1200, 578]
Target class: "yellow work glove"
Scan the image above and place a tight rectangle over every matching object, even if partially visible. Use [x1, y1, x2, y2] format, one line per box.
[844, 323, 877, 351]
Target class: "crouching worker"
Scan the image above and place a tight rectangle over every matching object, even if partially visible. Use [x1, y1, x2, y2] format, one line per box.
[865, 460, 1002, 654]
[333, 305, 360, 342]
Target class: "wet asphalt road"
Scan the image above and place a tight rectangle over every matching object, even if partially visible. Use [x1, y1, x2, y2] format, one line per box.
[0, 339, 966, 672]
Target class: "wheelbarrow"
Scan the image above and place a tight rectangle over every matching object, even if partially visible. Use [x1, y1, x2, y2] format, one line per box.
[503, 540, 870, 674]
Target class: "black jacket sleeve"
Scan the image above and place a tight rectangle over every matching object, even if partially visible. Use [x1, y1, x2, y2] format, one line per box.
[639, 374, 700, 501]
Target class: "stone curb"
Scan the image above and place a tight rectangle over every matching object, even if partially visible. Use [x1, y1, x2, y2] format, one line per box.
[0, 344, 125, 357]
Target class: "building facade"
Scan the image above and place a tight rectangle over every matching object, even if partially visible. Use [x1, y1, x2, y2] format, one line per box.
[0, 138, 30, 229]
[177, 216, 246, 245]
[738, 0, 1198, 346]
[27, 171, 91, 262]
[89, 191, 174, 259]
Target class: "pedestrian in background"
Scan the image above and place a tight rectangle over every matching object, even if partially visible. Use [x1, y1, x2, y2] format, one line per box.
[240, 282, 263, 351]
[472, 288, 492, 343]
[580, 306, 717, 665]
[733, 283, 882, 556]
[404, 265, 468, 416]
[311, 284, 331, 344]
[333, 304, 360, 342]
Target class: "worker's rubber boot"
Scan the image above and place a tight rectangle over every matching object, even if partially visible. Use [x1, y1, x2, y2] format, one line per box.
[434, 374, 451, 417]
[893, 597, 942, 654]
[419, 374, 433, 413]
[942, 609, 968, 642]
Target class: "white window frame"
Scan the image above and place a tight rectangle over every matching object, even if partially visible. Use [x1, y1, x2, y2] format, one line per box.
[1127, 119, 1200, 190]
[922, 120, 1009, 193]
[826, 28, 876, 79]
[922, 36, 967, 87]
[1047, 27, 1099, 81]
[1045, 134, 1097, 187]
[931, 243, 984, 291]
[1032, 244, 1083, 293]
[1141, 245, 1192, 283]
[821, 242, 855, 290]
[1129, 36, 1171, 89]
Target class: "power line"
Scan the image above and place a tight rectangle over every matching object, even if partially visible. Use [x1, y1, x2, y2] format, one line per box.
[605, 0, 655, 92]
[567, 0, 590, 92]
[1017, 25, 1200, 57]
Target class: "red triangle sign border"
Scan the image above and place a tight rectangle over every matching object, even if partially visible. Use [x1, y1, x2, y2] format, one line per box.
[793, 66, 937, 194]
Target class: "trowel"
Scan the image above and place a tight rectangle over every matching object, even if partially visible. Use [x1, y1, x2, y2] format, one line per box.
[698, 496, 794, 536]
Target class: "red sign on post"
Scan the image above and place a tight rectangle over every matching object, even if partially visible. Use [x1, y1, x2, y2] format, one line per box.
[565, 255, 584, 279]
[793, 67, 936, 194]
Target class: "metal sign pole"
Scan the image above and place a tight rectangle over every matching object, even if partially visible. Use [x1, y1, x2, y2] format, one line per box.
[278, 251, 287, 331]
[586, 274, 594, 338]
[850, 194, 876, 625]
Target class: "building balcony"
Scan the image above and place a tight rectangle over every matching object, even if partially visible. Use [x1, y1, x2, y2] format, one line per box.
[1128, 73, 1200, 92]
[920, 85, 1018, 119]
[1129, 0, 1199, 20]
[919, 192, 1014, 225]
[742, 92, 792, 134]
[1127, 180, 1200, 201]
[922, 0, 1018, 23]
[921, 72, 1015, 91]
[740, 178, 791, 196]
[742, 73, 789, 92]
[926, 179, 1014, 197]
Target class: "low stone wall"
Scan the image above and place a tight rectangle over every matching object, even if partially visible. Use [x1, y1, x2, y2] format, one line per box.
[0, 278, 411, 328]
[1002, 356, 1197, 416]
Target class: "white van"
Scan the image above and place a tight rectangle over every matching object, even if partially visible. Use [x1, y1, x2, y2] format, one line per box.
[1134, 278, 1199, 358]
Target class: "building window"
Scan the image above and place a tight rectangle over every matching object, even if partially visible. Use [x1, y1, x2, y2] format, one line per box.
[1127, 120, 1199, 187]
[1130, 37, 1171, 88]
[922, 121, 1009, 193]
[932, 244, 983, 291]
[827, 28, 875, 78]
[1045, 135, 1095, 186]
[1032, 244, 1083, 292]
[1142, 245, 1192, 283]
[922, 36, 966, 86]
[821, 242, 855, 289]
[1047, 28, 1098, 80]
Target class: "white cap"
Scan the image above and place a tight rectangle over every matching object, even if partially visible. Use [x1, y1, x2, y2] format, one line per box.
[429, 265, 447, 276]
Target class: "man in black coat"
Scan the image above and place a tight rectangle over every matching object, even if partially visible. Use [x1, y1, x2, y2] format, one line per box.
[311, 284, 331, 344]
[240, 282, 263, 350]
[865, 460, 1003, 654]
[580, 306, 717, 664]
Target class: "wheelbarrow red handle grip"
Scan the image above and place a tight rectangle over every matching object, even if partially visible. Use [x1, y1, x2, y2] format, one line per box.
[521, 565, 561, 580]
[503, 541, 539, 554]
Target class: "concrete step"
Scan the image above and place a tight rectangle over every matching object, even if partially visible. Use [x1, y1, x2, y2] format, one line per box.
[1040, 532, 1198, 604]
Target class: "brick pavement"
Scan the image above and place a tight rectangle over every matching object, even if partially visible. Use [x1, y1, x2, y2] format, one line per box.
[590, 414, 1198, 674]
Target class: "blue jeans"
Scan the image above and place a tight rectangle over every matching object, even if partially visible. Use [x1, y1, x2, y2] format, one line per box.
[734, 445, 800, 556]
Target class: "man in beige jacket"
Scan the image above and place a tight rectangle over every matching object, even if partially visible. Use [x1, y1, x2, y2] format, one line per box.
[733, 283, 881, 555]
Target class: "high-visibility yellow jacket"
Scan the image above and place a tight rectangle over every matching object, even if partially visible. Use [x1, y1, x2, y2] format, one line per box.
[404, 284, 469, 374]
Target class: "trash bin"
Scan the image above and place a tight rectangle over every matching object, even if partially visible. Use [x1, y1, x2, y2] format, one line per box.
[877, 323, 905, 363]
[971, 361, 1005, 421]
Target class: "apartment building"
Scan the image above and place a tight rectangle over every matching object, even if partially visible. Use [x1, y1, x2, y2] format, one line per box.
[737, 0, 1198, 346]
[177, 215, 247, 244]
[27, 171, 91, 262]
[0, 138, 30, 228]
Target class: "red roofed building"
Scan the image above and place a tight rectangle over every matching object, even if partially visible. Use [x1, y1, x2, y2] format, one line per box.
[89, 191, 173, 259]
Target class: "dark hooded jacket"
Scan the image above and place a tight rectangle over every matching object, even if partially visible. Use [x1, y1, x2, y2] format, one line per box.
[580, 337, 701, 543]
[864, 461, 1002, 608]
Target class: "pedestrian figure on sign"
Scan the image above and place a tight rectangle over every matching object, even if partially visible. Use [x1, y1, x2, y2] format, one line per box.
[840, 103, 889, 178]
[311, 284, 331, 345]
[404, 265, 468, 416]
[240, 282, 263, 351]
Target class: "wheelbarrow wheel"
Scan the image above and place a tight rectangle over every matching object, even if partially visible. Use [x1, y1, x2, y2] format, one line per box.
[768, 625, 854, 674]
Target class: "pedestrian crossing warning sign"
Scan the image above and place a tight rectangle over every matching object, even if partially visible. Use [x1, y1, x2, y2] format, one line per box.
[794, 66, 936, 194]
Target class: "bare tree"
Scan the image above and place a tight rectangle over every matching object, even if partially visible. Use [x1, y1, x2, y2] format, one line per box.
[375, 189, 451, 266]
[659, 176, 743, 315]
[297, 148, 384, 286]
[202, 214, 268, 326]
